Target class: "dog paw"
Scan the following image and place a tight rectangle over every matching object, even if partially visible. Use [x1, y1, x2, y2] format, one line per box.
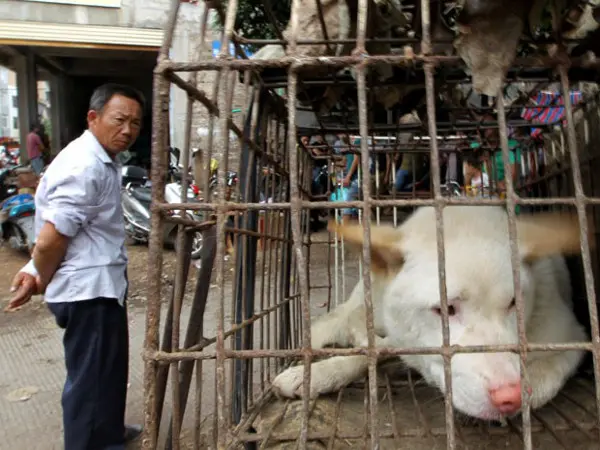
[272, 365, 307, 398]
[272, 365, 336, 399]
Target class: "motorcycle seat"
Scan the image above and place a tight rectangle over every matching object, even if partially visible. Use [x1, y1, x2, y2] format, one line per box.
[131, 187, 153, 204]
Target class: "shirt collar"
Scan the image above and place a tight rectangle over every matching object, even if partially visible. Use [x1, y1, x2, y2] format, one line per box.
[84, 129, 121, 167]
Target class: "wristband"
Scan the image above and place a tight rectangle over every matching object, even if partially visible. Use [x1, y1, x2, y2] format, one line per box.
[21, 259, 39, 277]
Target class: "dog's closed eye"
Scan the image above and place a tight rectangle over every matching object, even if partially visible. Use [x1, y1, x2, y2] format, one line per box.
[508, 297, 516, 311]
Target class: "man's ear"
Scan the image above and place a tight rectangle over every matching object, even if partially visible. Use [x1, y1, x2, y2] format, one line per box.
[86, 110, 98, 127]
[328, 220, 404, 274]
[516, 211, 594, 263]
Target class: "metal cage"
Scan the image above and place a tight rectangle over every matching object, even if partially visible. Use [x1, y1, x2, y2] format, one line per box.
[143, 0, 600, 449]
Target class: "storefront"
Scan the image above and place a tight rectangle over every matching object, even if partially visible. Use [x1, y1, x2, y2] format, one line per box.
[0, 19, 162, 160]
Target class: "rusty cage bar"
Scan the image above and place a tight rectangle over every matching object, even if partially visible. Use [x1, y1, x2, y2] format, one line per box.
[143, 0, 600, 448]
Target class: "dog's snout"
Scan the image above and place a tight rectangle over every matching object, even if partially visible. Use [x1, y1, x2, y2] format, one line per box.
[488, 382, 522, 415]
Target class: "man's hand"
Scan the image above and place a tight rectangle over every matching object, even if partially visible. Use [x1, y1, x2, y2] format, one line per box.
[4, 272, 43, 312]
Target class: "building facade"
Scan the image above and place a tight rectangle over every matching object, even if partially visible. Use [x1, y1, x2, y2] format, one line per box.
[0, 67, 19, 139]
[0, 0, 250, 163]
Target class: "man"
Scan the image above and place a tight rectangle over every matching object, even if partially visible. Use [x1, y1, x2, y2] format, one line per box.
[26, 123, 45, 175]
[6, 83, 145, 450]
[336, 134, 360, 222]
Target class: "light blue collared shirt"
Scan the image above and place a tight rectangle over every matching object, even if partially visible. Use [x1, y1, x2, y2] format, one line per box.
[22, 130, 128, 305]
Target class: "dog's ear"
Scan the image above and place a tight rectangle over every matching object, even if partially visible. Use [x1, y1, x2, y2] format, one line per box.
[516, 211, 594, 263]
[328, 220, 404, 273]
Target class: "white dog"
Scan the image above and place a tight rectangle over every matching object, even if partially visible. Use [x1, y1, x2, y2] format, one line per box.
[272, 205, 590, 421]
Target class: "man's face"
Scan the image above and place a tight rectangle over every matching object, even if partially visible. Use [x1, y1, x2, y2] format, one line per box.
[301, 136, 309, 146]
[87, 94, 142, 157]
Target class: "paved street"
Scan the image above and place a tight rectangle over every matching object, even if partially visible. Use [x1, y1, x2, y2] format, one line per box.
[0, 245, 201, 449]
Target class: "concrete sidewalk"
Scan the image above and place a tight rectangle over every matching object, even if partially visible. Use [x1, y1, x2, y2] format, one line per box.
[0, 301, 152, 450]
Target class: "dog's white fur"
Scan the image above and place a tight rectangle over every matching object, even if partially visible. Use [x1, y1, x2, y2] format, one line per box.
[272, 205, 589, 421]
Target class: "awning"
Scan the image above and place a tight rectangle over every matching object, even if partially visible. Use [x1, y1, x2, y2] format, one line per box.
[24, 0, 121, 6]
[0, 20, 163, 50]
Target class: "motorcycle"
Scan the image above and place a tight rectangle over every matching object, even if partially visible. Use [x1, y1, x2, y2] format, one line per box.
[441, 180, 463, 197]
[121, 165, 152, 245]
[0, 145, 19, 168]
[0, 166, 20, 201]
[121, 158, 206, 260]
[0, 191, 35, 254]
[164, 174, 206, 260]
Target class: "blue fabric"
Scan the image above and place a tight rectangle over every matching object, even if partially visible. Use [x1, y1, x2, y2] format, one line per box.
[394, 168, 410, 191]
[341, 178, 360, 216]
[334, 140, 358, 182]
[30, 156, 44, 175]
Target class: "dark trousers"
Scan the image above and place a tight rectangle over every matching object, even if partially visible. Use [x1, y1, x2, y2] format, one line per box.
[48, 298, 129, 450]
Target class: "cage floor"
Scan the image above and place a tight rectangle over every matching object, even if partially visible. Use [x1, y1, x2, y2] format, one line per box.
[234, 362, 599, 449]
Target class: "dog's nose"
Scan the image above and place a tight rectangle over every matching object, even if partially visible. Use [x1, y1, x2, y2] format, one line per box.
[489, 382, 522, 415]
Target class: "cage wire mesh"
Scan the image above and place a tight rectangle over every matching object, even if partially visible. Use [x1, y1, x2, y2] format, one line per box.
[143, 0, 600, 448]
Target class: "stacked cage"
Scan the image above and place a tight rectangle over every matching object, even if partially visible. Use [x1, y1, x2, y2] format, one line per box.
[144, 0, 600, 449]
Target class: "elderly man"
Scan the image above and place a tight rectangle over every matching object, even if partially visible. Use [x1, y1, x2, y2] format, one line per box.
[6, 83, 145, 450]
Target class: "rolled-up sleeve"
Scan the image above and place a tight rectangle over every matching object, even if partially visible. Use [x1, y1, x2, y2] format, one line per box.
[42, 166, 100, 238]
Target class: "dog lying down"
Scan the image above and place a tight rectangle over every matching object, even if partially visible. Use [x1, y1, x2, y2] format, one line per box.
[272, 205, 590, 421]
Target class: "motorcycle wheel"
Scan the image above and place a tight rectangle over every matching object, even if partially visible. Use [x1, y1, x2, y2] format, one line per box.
[189, 232, 204, 260]
[3, 223, 27, 253]
[174, 231, 204, 260]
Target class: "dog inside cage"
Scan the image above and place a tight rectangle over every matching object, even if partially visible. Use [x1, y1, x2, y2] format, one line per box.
[143, 0, 600, 449]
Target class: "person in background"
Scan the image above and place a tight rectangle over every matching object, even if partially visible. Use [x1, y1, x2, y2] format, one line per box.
[309, 134, 328, 157]
[304, 134, 331, 232]
[300, 135, 310, 148]
[335, 134, 360, 222]
[394, 152, 414, 192]
[476, 115, 521, 194]
[463, 152, 490, 195]
[26, 123, 45, 175]
[5, 83, 145, 450]
[393, 110, 423, 192]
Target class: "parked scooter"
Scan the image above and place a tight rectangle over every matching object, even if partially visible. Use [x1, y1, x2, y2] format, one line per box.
[0, 145, 19, 168]
[164, 174, 206, 259]
[121, 155, 206, 259]
[121, 165, 152, 244]
[0, 192, 35, 254]
[0, 166, 20, 202]
[202, 158, 232, 199]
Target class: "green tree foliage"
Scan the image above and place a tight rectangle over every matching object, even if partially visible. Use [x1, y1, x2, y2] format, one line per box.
[215, 0, 291, 50]
[41, 118, 52, 140]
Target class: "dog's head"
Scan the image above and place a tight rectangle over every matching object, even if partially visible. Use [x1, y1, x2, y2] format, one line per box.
[330, 206, 586, 420]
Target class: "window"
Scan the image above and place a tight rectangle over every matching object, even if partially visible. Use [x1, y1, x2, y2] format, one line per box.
[12, 95, 18, 108]
[13, 117, 18, 129]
